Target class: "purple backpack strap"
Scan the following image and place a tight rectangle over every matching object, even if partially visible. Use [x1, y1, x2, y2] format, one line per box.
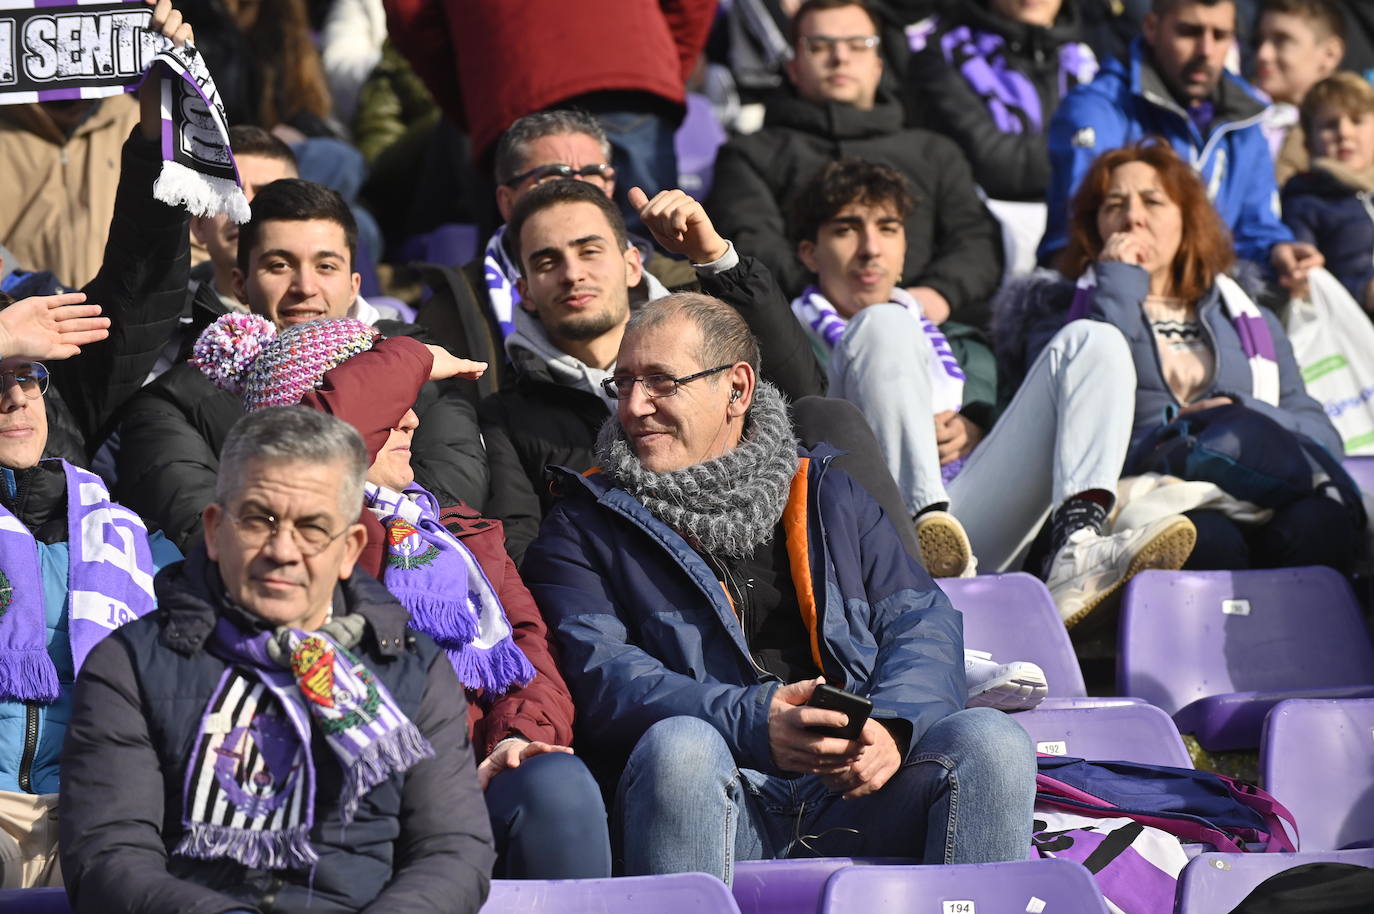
[1216, 774, 1300, 852]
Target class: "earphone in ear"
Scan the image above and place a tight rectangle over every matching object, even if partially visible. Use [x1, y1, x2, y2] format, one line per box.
[730, 389, 742, 401]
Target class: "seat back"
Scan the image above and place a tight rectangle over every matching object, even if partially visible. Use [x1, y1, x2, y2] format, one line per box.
[1175, 848, 1374, 913]
[940, 573, 1088, 697]
[820, 859, 1109, 914]
[0, 888, 71, 913]
[1341, 457, 1374, 494]
[1015, 703, 1194, 768]
[1261, 698, 1374, 852]
[731, 858, 916, 914]
[1118, 568, 1374, 714]
[479, 873, 739, 913]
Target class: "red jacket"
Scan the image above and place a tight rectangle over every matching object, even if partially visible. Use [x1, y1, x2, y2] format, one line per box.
[383, 0, 716, 159]
[302, 336, 576, 756]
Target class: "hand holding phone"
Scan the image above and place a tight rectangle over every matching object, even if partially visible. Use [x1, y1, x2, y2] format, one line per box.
[805, 684, 873, 740]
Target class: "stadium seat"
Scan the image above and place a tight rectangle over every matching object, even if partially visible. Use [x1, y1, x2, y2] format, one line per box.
[941, 573, 1089, 698]
[1013, 702, 1194, 767]
[478, 873, 741, 913]
[1341, 457, 1374, 494]
[1118, 568, 1374, 751]
[1261, 698, 1374, 851]
[1175, 848, 1374, 913]
[398, 222, 481, 270]
[0, 888, 70, 913]
[819, 858, 1110, 914]
[732, 858, 914, 914]
[675, 93, 727, 199]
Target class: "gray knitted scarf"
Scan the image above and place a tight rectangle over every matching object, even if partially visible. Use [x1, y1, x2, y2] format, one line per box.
[595, 381, 798, 558]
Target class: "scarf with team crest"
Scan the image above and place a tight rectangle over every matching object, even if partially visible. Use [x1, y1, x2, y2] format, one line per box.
[175, 615, 432, 870]
[363, 482, 534, 696]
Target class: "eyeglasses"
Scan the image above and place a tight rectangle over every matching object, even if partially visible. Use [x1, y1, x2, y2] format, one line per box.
[0, 363, 49, 400]
[802, 34, 881, 56]
[601, 364, 733, 400]
[503, 162, 616, 188]
[224, 510, 349, 556]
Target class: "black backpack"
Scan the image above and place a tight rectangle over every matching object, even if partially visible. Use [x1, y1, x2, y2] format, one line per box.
[1228, 862, 1374, 914]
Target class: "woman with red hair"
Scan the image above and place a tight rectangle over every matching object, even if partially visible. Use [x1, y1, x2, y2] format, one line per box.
[1005, 142, 1360, 571]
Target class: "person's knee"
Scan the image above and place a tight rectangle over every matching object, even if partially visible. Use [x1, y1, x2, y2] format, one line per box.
[623, 717, 734, 793]
[843, 305, 929, 359]
[497, 752, 606, 822]
[917, 708, 1034, 779]
[1052, 321, 1134, 382]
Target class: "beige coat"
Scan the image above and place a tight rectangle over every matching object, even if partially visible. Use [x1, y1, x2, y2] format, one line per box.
[0, 94, 141, 288]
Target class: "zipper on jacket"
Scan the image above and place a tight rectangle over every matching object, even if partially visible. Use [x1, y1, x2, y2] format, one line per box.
[18, 703, 39, 793]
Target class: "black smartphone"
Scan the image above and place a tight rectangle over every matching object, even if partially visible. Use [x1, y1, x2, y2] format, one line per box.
[806, 684, 873, 740]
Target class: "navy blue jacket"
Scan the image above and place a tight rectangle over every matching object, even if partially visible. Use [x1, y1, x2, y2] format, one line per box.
[1014, 262, 1339, 462]
[1039, 37, 1291, 265]
[520, 446, 965, 780]
[59, 548, 495, 914]
[1281, 167, 1374, 304]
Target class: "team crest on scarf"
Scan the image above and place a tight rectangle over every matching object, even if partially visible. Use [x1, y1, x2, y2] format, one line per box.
[289, 636, 382, 734]
[383, 518, 440, 570]
[0, 570, 12, 620]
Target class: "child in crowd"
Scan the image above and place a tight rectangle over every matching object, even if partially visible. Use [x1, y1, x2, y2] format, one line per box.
[1253, 0, 1346, 185]
[1282, 73, 1374, 311]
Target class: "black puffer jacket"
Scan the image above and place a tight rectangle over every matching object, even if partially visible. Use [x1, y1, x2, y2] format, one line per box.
[705, 86, 1004, 326]
[907, 0, 1096, 200]
[60, 548, 495, 914]
[114, 325, 491, 553]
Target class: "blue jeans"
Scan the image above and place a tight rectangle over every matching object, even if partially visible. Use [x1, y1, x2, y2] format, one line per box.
[485, 751, 612, 878]
[595, 108, 678, 239]
[615, 709, 1035, 882]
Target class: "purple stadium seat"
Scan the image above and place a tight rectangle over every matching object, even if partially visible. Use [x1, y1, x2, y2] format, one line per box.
[940, 573, 1089, 698]
[1013, 703, 1194, 768]
[674, 93, 727, 199]
[1175, 848, 1374, 913]
[1118, 568, 1374, 751]
[1261, 698, 1374, 852]
[1341, 457, 1374, 494]
[732, 857, 914, 914]
[399, 222, 481, 269]
[478, 873, 740, 913]
[820, 858, 1110, 914]
[0, 888, 70, 913]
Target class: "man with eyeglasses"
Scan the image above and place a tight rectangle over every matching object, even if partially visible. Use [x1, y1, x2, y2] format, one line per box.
[60, 406, 495, 912]
[0, 292, 185, 889]
[520, 292, 1035, 880]
[416, 109, 695, 399]
[706, 0, 1004, 326]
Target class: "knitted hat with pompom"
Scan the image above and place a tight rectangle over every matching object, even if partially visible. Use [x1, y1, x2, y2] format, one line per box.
[193, 313, 380, 412]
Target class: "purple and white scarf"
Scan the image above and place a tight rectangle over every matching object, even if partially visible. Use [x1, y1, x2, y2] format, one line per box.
[364, 483, 534, 696]
[0, 0, 248, 223]
[1069, 266, 1280, 405]
[0, 460, 157, 703]
[907, 18, 1097, 135]
[481, 225, 521, 341]
[792, 286, 968, 481]
[176, 617, 432, 870]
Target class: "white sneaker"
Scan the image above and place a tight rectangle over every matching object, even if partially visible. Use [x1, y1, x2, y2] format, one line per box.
[915, 510, 978, 578]
[964, 649, 1048, 712]
[1047, 514, 1197, 630]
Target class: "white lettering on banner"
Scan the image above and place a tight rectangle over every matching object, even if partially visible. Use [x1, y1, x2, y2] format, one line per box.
[0, 21, 14, 84]
[77, 481, 155, 597]
[16, 10, 148, 83]
[22, 17, 55, 80]
[70, 589, 136, 631]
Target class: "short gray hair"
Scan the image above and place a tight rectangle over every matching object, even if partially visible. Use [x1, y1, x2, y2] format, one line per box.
[625, 293, 762, 376]
[493, 109, 612, 186]
[216, 407, 368, 517]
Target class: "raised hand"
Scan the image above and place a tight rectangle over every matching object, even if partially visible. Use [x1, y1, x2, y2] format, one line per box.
[629, 186, 730, 265]
[0, 292, 110, 361]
